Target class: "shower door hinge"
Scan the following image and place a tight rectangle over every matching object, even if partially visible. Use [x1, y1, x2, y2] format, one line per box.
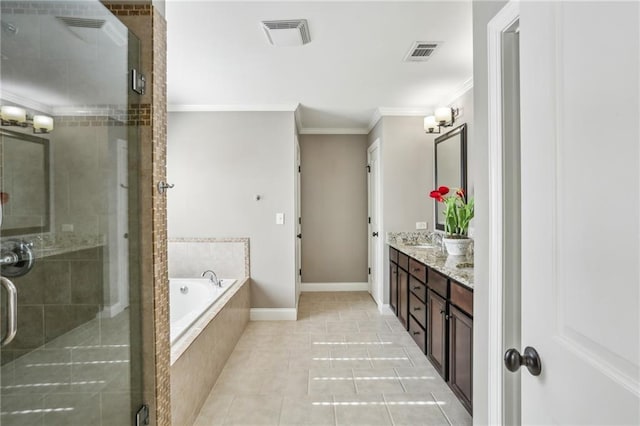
[135, 404, 149, 426]
[131, 69, 146, 95]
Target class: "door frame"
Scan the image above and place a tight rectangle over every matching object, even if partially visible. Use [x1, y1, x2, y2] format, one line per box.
[487, 1, 521, 425]
[367, 138, 383, 306]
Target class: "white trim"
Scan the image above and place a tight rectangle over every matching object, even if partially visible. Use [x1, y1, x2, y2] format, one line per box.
[379, 304, 395, 316]
[367, 138, 383, 306]
[367, 109, 383, 133]
[168, 103, 299, 112]
[301, 282, 368, 292]
[250, 308, 297, 321]
[487, 2, 520, 426]
[294, 105, 303, 134]
[440, 77, 474, 106]
[298, 127, 369, 135]
[99, 301, 126, 319]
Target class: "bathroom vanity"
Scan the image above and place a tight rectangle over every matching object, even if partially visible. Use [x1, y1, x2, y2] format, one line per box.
[388, 242, 474, 414]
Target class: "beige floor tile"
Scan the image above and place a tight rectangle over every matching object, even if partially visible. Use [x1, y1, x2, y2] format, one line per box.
[309, 368, 356, 396]
[432, 390, 472, 426]
[260, 368, 309, 396]
[384, 393, 451, 426]
[193, 394, 234, 426]
[333, 394, 393, 426]
[352, 368, 405, 394]
[224, 395, 283, 425]
[279, 396, 335, 426]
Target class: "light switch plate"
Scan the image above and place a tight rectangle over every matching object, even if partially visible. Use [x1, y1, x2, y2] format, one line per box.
[276, 213, 285, 225]
[416, 221, 427, 230]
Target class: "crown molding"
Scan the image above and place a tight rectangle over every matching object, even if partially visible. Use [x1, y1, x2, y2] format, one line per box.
[1, 91, 53, 115]
[294, 105, 303, 134]
[441, 77, 473, 106]
[168, 103, 299, 112]
[299, 127, 369, 135]
[367, 106, 432, 133]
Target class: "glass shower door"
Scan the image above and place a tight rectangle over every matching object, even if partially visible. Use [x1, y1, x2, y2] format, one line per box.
[0, 1, 143, 424]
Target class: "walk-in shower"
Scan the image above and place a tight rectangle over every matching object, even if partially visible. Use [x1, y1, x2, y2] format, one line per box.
[0, 1, 143, 424]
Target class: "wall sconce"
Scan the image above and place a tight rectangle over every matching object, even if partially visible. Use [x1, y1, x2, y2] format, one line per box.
[424, 107, 460, 134]
[0, 106, 54, 134]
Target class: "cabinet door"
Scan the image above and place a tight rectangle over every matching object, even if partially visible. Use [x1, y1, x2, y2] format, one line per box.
[398, 268, 409, 329]
[449, 305, 473, 414]
[389, 262, 398, 314]
[427, 289, 447, 379]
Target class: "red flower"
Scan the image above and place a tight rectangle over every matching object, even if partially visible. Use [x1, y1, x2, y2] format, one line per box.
[456, 188, 465, 197]
[429, 190, 444, 202]
[438, 186, 449, 195]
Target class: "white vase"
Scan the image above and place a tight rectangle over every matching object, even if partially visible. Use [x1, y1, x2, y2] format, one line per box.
[443, 237, 471, 256]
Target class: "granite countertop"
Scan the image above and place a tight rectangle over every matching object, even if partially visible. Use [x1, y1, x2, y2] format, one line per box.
[387, 231, 474, 289]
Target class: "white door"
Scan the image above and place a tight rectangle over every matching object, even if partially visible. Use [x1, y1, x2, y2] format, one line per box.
[295, 139, 302, 304]
[518, 2, 639, 423]
[367, 140, 381, 304]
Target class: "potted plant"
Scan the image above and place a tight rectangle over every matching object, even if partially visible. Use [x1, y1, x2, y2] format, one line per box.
[429, 186, 474, 256]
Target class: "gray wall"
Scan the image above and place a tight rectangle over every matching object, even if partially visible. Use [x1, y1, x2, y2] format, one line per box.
[299, 134, 368, 283]
[472, 1, 508, 425]
[167, 111, 296, 309]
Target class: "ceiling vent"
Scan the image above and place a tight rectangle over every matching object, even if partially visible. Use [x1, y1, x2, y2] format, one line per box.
[262, 19, 311, 46]
[404, 41, 440, 62]
[56, 16, 126, 46]
[56, 16, 105, 29]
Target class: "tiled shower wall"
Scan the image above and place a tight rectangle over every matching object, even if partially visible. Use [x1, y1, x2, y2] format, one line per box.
[103, 2, 170, 425]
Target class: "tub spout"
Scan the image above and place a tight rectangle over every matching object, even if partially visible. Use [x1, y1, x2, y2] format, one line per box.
[202, 269, 221, 287]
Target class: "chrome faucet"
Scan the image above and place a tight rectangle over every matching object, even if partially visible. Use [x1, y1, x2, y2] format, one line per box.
[201, 269, 221, 287]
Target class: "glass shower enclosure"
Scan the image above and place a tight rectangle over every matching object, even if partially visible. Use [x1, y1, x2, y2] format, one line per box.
[0, 1, 143, 424]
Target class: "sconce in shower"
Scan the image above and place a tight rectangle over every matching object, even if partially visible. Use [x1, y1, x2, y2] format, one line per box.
[0, 106, 54, 134]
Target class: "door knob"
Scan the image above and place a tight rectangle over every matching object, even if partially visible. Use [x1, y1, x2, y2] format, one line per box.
[504, 346, 542, 376]
[297, 234, 302, 239]
[372, 232, 379, 237]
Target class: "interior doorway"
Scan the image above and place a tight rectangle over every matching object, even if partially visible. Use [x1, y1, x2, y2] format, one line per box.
[367, 139, 382, 305]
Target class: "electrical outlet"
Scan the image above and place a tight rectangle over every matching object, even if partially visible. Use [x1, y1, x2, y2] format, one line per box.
[276, 213, 285, 225]
[416, 221, 427, 230]
[62, 224, 74, 232]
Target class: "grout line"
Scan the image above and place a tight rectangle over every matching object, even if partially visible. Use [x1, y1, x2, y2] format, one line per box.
[382, 393, 397, 426]
[431, 391, 453, 426]
[393, 367, 408, 393]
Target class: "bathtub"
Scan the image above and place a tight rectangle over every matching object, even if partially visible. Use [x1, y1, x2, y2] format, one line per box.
[169, 278, 237, 345]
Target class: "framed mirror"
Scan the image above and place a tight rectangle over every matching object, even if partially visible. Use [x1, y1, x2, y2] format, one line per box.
[0, 128, 50, 236]
[434, 123, 467, 231]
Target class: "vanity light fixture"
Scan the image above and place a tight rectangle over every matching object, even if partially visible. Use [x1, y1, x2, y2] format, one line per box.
[424, 107, 460, 134]
[0, 106, 54, 134]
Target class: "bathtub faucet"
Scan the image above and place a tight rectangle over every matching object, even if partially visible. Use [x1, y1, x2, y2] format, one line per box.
[201, 269, 221, 287]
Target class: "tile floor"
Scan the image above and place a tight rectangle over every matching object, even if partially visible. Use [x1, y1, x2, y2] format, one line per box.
[194, 292, 472, 426]
[0, 310, 133, 426]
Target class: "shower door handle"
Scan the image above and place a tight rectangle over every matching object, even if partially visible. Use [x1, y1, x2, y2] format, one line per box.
[0, 276, 17, 346]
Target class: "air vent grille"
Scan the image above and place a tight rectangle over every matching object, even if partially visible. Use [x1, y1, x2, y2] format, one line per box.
[404, 41, 440, 62]
[262, 19, 311, 46]
[56, 16, 105, 29]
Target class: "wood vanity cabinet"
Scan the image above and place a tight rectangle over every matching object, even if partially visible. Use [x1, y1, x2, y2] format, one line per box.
[388, 245, 474, 415]
[449, 281, 473, 414]
[389, 262, 398, 315]
[427, 288, 448, 379]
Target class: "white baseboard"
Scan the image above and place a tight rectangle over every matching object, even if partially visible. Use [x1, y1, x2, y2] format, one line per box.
[250, 308, 297, 321]
[301, 282, 369, 292]
[99, 301, 127, 319]
[378, 304, 395, 316]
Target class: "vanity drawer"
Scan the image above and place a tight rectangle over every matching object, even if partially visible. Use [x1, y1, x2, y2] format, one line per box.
[398, 252, 409, 271]
[389, 247, 398, 264]
[409, 292, 427, 328]
[409, 258, 427, 282]
[428, 268, 448, 298]
[408, 315, 426, 353]
[451, 281, 473, 317]
[409, 275, 426, 302]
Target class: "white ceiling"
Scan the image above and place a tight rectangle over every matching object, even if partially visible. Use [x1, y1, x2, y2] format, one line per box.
[166, 1, 473, 132]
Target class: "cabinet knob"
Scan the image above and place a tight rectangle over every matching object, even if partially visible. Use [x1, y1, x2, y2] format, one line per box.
[412, 331, 420, 336]
[413, 307, 421, 311]
[413, 286, 421, 290]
